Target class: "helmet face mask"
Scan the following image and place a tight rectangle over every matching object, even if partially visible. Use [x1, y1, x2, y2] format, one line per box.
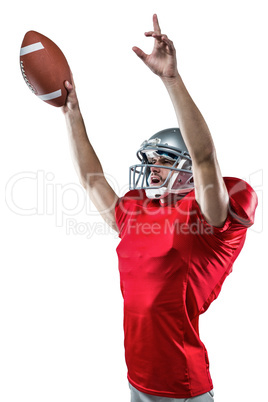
[129, 128, 194, 199]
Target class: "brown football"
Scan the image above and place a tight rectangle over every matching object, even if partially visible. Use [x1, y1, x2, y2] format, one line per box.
[20, 31, 71, 107]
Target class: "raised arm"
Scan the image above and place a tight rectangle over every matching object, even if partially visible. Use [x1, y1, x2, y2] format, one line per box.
[133, 14, 229, 227]
[62, 77, 119, 232]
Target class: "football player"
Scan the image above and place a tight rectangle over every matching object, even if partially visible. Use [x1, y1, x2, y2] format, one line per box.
[62, 14, 257, 402]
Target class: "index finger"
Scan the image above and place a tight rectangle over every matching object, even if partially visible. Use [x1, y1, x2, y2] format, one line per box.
[153, 14, 161, 35]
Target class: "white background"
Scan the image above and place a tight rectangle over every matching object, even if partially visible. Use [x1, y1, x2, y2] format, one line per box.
[1, 1, 267, 401]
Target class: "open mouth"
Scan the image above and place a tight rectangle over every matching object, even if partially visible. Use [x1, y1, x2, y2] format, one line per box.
[150, 175, 162, 186]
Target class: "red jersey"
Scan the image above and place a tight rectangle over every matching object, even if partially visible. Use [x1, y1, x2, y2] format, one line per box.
[115, 177, 257, 398]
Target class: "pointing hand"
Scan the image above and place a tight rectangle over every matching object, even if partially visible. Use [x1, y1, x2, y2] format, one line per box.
[133, 14, 179, 79]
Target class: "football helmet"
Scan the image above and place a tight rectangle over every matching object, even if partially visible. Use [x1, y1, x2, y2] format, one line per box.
[129, 128, 194, 199]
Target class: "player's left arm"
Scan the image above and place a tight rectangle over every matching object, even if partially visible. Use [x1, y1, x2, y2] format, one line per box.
[133, 14, 229, 227]
[163, 75, 229, 228]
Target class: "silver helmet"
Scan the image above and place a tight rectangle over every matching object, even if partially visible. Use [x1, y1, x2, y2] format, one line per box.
[129, 128, 194, 199]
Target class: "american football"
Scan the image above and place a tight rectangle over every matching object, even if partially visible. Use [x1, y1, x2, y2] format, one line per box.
[20, 31, 71, 107]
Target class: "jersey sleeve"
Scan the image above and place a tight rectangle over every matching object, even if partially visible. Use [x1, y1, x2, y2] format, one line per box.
[114, 197, 126, 238]
[226, 177, 258, 229]
[194, 177, 258, 234]
[114, 189, 146, 238]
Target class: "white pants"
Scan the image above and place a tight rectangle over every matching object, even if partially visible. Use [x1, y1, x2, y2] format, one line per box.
[129, 383, 215, 402]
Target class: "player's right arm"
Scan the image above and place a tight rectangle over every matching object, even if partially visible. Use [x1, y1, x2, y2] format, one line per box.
[62, 78, 119, 232]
